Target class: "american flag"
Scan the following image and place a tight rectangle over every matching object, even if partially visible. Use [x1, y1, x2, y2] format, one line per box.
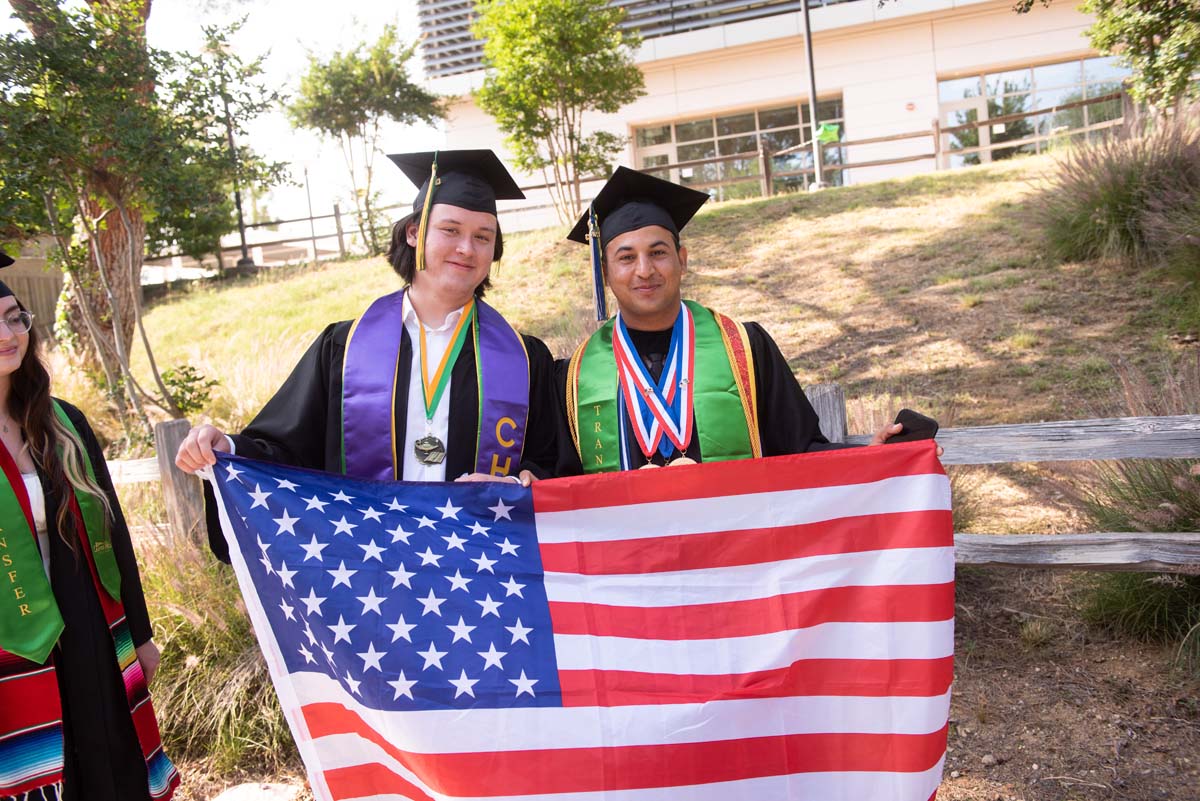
[207, 441, 953, 801]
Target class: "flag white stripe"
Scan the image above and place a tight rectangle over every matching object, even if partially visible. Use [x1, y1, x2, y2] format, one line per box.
[552, 619, 954, 673]
[535, 473, 951, 544]
[291, 672, 951, 752]
[310, 734, 947, 801]
[544, 546, 955, 607]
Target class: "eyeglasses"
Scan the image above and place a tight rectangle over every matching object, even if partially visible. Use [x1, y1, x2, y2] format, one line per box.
[0, 311, 34, 335]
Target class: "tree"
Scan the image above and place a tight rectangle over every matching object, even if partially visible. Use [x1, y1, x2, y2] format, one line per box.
[149, 21, 289, 266]
[473, 0, 646, 225]
[288, 27, 443, 255]
[0, 1, 284, 440]
[4, 0, 155, 430]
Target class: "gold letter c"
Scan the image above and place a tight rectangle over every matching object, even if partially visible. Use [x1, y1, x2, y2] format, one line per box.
[496, 417, 517, 448]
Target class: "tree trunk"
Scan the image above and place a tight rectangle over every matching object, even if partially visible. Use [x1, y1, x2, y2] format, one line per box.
[15, 0, 151, 384]
[66, 196, 141, 375]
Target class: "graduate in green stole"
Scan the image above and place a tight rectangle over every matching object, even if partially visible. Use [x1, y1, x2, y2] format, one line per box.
[554, 168, 910, 475]
[0, 257, 178, 801]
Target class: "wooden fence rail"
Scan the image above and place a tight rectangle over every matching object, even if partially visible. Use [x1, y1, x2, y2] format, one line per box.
[113, 385, 1199, 571]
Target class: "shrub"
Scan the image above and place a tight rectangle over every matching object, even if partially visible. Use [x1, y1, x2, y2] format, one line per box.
[161, 364, 219, 418]
[1036, 108, 1200, 267]
[1077, 356, 1200, 674]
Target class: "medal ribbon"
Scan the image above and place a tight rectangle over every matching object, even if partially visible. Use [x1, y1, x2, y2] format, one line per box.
[419, 299, 476, 422]
[613, 303, 695, 459]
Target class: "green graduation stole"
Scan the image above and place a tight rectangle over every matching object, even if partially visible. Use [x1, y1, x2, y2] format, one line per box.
[567, 301, 762, 473]
[0, 401, 120, 663]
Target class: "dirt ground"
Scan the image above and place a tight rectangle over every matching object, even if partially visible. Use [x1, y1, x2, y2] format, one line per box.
[942, 568, 1200, 801]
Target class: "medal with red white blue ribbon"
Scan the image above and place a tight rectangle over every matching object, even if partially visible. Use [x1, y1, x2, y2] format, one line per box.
[613, 303, 695, 460]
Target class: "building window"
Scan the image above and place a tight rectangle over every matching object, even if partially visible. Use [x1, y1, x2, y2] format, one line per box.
[632, 98, 846, 198]
[937, 55, 1130, 167]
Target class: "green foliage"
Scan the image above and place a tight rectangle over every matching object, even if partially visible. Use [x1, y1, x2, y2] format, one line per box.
[474, 0, 645, 223]
[1084, 572, 1200, 674]
[0, 5, 282, 259]
[1035, 112, 1200, 267]
[142, 539, 299, 771]
[1082, 0, 1200, 110]
[160, 364, 219, 417]
[147, 19, 289, 261]
[288, 25, 442, 255]
[0, 1, 284, 431]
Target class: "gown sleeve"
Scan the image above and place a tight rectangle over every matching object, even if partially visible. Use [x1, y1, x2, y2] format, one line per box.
[205, 323, 348, 562]
[63, 401, 155, 647]
[231, 323, 346, 469]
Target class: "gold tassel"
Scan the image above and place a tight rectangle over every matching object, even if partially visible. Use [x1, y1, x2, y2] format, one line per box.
[414, 154, 439, 271]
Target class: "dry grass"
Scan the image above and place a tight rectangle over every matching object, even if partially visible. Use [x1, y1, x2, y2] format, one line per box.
[131, 154, 1190, 440]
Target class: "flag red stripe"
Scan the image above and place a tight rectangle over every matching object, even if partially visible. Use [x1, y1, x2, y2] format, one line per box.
[557, 656, 955, 706]
[548, 581, 954, 639]
[538, 509, 953, 574]
[304, 702, 949, 796]
[324, 761, 434, 801]
[534, 441, 943, 512]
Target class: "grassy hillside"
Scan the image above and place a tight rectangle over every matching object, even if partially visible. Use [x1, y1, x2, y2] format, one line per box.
[130, 153, 1187, 435]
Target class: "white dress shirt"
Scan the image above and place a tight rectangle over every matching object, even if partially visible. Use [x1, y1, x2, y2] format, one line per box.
[401, 293, 469, 482]
[23, 472, 51, 578]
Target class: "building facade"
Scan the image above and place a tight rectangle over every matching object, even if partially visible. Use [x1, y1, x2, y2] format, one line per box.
[418, 0, 1125, 226]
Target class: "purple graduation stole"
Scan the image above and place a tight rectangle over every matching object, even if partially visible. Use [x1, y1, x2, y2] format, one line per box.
[340, 289, 530, 480]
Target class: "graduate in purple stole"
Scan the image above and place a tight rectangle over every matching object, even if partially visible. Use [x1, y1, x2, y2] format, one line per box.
[176, 151, 558, 562]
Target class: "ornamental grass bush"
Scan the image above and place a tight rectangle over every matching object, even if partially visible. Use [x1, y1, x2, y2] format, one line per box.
[1037, 106, 1200, 268]
[1077, 356, 1200, 675]
[139, 530, 300, 772]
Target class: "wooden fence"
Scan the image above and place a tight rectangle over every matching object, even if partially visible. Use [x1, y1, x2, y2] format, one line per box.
[144, 93, 1132, 272]
[116, 385, 1200, 573]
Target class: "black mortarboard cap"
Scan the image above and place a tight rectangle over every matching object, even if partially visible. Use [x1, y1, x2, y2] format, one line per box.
[388, 149, 525, 217]
[0, 248, 14, 299]
[566, 167, 709, 320]
[566, 166, 708, 248]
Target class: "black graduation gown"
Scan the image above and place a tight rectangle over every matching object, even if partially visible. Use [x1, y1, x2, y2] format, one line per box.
[13, 401, 156, 801]
[554, 320, 850, 475]
[205, 318, 558, 562]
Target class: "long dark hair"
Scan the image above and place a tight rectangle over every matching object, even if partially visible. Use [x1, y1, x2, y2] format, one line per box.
[385, 210, 504, 299]
[7, 319, 112, 548]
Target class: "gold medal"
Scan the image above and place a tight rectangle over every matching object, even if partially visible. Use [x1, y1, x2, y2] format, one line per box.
[414, 435, 446, 465]
[638, 463, 662, 470]
[667, 455, 697, 466]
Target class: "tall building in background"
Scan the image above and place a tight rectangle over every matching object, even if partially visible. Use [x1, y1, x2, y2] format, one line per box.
[417, 0, 1125, 228]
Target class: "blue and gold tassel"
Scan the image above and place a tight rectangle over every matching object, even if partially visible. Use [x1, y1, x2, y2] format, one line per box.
[588, 204, 606, 321]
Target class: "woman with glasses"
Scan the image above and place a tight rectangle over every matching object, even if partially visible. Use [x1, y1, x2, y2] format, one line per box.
[0, 249, 178, 801]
